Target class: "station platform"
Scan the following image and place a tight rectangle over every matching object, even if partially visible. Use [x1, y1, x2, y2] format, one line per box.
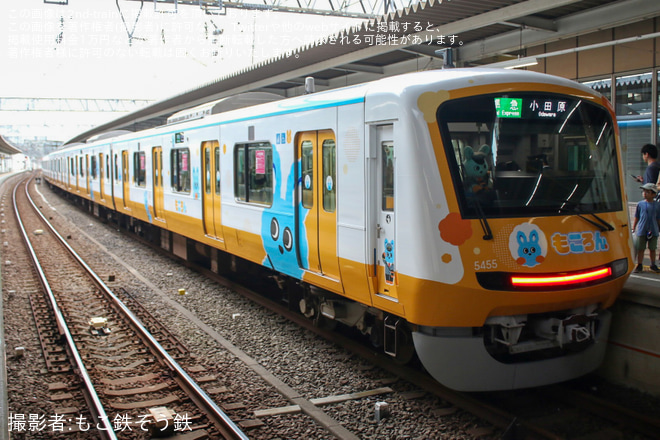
[601, 271, 660, 396]
[603, 203, 660, 395]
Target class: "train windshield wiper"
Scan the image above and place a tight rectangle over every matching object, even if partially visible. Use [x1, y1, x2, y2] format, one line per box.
[473, 197, 493, 240]
[587, 213, 615, 232]
[559, 207, 614, 232]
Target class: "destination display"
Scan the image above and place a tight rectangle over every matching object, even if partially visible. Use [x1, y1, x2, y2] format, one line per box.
[495, 97, 574, 120]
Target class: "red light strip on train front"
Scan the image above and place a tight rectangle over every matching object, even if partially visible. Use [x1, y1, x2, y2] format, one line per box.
[511, 267, 612, 287]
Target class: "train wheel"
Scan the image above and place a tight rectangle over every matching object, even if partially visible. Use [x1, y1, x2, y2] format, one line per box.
[299, 295, 337, 331]
[313, 313, 337, 331]
[299, 297, 316, 319]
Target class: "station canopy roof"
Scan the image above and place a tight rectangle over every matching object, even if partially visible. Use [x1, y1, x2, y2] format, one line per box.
[66, 0, 659, 145]
[0, 135, 22, 155]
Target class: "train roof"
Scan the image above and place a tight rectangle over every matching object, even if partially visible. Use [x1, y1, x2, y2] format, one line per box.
[166, 92, 284, 124]
[46, 69, 603, 157]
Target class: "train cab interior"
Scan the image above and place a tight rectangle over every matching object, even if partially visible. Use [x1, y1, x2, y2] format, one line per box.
[438, 93, 622, 218]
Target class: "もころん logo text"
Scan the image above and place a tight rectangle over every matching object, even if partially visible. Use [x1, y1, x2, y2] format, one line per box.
[550, 230, 609, 255]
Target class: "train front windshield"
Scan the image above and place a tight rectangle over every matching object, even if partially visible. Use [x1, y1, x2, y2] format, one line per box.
[438, 93, 622, 218]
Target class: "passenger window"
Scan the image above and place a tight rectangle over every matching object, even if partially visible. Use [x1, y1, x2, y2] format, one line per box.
[171, 148, 191, 193]
[133, 151, 146, 187]
[301, 140, 313, 209]
[91, 155, 97, 179]
[235, 147, 246, 200]
[322, 139, 336, 212]
[215, 147, 221, 195]
[234, 142, 272, 206]
[114, 154, 120, 182]
[204, 148, 211, 195]
[79, 157, 84, 177]
[382, 142, 394, 211]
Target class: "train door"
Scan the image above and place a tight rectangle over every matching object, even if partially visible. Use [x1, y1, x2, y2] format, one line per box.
[374, 125, 398, 300]
[85, 154, 90, 195]
[80, 156, 85, 191]
[111, 150, 118, 208]
[296, 130, 340, 280]
[67, 157, 72, 189]
[122, 150, 130, 210]
[152, 147, 164, 220]
[74, 155, 80, 190]
[202, 141, 223, 240]
[99, 153, 105, 200]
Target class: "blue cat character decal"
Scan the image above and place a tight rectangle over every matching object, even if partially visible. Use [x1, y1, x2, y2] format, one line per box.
[509, 224, 547, 268]
[516, 230, 542, 267]
[261, 147, 307, 279]
[382, 239, 395, 284]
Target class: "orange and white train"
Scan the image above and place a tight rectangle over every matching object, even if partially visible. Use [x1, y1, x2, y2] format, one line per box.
[43, 68, 633, 391]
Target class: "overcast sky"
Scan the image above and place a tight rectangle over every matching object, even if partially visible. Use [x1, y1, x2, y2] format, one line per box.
[0, 0, 363, 100]
[0, 0, 364, 143]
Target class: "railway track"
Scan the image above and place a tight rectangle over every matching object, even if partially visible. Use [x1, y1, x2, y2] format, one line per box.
[11, 173, 659, 439]
[12, 175, 248, 439]
[78, 208, 660, 440]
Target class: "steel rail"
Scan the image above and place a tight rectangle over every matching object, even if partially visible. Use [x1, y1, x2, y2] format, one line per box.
[544, 385, 660, 439]
[23, 177, 249, 440]
[192, 265, 565, 440]
[12, 178, 118, 439]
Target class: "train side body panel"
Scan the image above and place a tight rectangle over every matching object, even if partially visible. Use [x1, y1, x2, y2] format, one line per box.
[336, 103, 372, 306]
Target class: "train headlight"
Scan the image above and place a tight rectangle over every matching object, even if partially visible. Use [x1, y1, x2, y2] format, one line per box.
[476, 259, 627, 291]
[511, 267, 612, 288]
[610, 258, 628, 278]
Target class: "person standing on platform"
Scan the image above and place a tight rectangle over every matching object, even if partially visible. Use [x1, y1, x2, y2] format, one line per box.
[634, 143, 660, 186]
[632, 183, 660, 273]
